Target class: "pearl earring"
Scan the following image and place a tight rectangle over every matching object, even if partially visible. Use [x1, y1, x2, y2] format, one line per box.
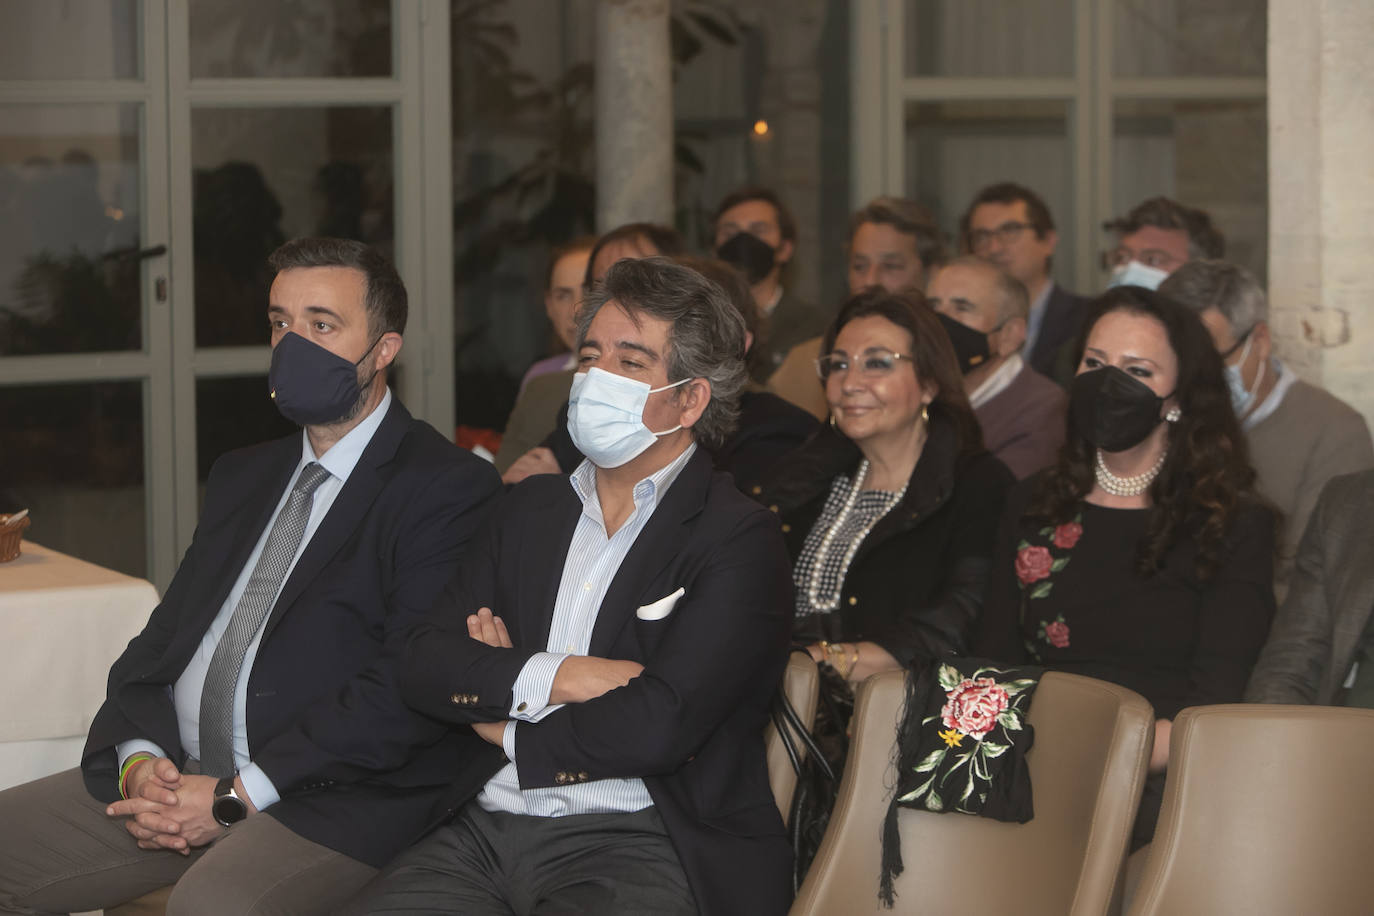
[1165, 407, 1182, 423]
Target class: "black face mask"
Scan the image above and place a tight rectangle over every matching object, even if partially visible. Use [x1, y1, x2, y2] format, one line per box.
[716, 232, 777, 285]
[936, 312, 992, 376]
[269, 332, 381, 427]
[1070, 366, 1168, 453]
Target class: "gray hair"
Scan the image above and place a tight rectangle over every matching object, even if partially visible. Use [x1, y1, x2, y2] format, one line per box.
[576, 256, 747, 450]
[941, 255, 1030, 325]
[1158, 259, 1267, 334]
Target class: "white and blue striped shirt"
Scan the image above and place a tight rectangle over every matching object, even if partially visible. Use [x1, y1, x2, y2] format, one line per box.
[477, 443, 697, 817]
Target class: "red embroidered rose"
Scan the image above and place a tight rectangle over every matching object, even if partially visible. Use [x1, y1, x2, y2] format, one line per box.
[1044, 620, 1071, 648]
[1052, 522, 1083, 550]
[1015, 545, 1053, 585]
[940, 676, 1010, 740]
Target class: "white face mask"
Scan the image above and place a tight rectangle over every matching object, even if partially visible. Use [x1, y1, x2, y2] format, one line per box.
[567, 367, 689, 469]
[1223, 331, 1265, 417]
[1108, 260, 1171, 291]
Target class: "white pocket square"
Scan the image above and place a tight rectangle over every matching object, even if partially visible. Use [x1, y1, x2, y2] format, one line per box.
[636, 587, 685, 621]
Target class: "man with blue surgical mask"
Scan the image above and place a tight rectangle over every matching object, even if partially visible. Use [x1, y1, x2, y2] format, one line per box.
[1160, 260, 1374, 595]
[347, 256, 794, 916]
[1104, 196, 1226, 290]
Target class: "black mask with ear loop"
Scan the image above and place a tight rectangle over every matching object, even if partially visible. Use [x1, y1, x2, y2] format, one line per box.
[269, 332, 382, 426]
[1069, 366, 1173, 452]
[716, 232, 778, 285]
[935, 312, 993, 375]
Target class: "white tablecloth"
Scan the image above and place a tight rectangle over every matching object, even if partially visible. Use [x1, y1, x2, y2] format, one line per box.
[0, 540, 157, 790]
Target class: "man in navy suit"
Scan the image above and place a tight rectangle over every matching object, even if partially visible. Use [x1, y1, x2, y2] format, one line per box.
[351, 257, 794, 916]
[0, 239, 501, 915]
[960, 182, 1089, 384]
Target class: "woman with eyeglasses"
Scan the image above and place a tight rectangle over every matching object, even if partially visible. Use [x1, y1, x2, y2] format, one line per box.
[974, 285, 1276, 850]
[759, 288, 1014, 683]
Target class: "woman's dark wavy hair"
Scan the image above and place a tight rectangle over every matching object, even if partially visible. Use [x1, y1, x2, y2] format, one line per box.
[1028, 285, 1256, 579]
[821, 288, 984, 457]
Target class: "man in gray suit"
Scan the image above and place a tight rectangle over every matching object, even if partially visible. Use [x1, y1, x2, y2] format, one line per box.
[1246, 470, 1374, 706]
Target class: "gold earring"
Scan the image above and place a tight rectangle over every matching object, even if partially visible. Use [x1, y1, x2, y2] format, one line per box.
[921, 404, 929, 423]
[829, 413, 838, 430]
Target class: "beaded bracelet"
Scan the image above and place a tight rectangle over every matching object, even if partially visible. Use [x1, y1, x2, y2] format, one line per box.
[119, 752, 155, 800]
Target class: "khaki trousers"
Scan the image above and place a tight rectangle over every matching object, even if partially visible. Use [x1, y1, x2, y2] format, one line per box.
[0, 769, 375, 916]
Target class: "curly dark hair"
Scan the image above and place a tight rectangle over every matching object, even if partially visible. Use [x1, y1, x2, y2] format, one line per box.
[1027, 286, 1256, 579]
[821, 287, 984, 457]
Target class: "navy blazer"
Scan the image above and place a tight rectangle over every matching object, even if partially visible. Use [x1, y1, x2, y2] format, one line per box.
[1027, 282, 1090, 380]
[82, 399, 503, 868]
[402, 446, 795, 916]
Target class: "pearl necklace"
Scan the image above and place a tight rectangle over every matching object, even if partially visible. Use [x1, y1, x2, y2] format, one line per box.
[1095, 448, 1167, 497]
[806, 460, 908, 612]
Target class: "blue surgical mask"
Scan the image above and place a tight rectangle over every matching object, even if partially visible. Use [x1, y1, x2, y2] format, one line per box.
[1223, 332, 1265, 417]
[567, 367, 690, 468]
[1108, 261, 1170, 291]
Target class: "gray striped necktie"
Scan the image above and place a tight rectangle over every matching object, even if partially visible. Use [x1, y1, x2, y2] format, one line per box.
[198, 461, 332, 777]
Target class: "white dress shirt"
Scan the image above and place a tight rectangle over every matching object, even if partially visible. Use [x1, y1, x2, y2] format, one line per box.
[117, 389, 393, 809]
[477, 443, 697, 817]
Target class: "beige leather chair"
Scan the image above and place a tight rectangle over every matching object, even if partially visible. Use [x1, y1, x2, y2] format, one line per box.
[1127, 704, 1374, 916]
[765, 651, 821, 824]
[792, 669, 1154, 916]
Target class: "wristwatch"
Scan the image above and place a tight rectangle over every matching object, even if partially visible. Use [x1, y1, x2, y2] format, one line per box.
[212, 776, 249, 827]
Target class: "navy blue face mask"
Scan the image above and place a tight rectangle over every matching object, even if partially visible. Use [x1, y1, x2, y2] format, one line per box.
[269, 332, 381, 427]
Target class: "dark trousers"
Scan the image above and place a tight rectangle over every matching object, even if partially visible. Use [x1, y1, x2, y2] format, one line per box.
[348, 803, 697, 916]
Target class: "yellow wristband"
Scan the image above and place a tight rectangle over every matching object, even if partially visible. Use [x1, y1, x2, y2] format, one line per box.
[119, 753, 154, 800]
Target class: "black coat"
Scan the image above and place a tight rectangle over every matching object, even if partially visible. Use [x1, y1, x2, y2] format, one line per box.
[761, 417, 1013, 668]
[82, 401, 504, 867]
[402, 447, 795, 916]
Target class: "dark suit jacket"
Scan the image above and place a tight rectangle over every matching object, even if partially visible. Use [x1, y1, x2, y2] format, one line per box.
[542, 389, 819, 494]
[401, 446, 795, 916]
[1246, 469, 1374, 705]
[1027, 283, 1090, 381]
[81, 399, 504, 867]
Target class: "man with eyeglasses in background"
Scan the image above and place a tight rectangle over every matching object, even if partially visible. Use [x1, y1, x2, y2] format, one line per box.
[1103, 196, 1225, 290]
[960, 182, 1088, 383]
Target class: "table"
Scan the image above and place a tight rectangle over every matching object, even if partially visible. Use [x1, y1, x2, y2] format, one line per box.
[0, 540, 158, 790]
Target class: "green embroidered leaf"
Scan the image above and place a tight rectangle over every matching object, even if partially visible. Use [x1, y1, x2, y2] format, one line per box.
[973, 752, 990, 781]
[914, 748, 945, 773]
[981, 741, 1010, 758]
[1050, 557, 1070, 572]
[1016, 539, 1030, 551]
[897, 773, 937, 803]
[961, 770, 977, 802]
[937, 663, 962, 691]
[921, 714, 939, 725]
[925, 788, 943, 812]
[997, 710, 1023, 731]
[1030, 581, 1053, 600]
[1038, 526, 1054, 537]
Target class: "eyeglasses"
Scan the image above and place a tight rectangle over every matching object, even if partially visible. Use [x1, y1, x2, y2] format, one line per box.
[816, 348, 915, 380]
[967, 221, 1033, 252]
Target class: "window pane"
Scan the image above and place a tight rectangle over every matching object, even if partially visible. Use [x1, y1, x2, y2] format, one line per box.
[188, 0, 392, 78]
[196, 377, 296, 487]
[1112, 98, 1267, 283]
[0, 0, 139, 80]
[905, 99, 1077, 289]
[904, 0, 1074, 78]
[1114, 0, 1265, 78]
[191, 106, 394, 348]
[0, 381, 146, 578]
[0, 104, 145, 356]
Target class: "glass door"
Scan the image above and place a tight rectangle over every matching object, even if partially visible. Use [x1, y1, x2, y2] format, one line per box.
[0, 1, 175, 584]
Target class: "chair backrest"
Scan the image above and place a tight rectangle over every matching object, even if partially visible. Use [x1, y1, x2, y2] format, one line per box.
[1127, 704, 1374, 916]
[765, 651, 821, 824]
[792, 669, 1154, 916]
